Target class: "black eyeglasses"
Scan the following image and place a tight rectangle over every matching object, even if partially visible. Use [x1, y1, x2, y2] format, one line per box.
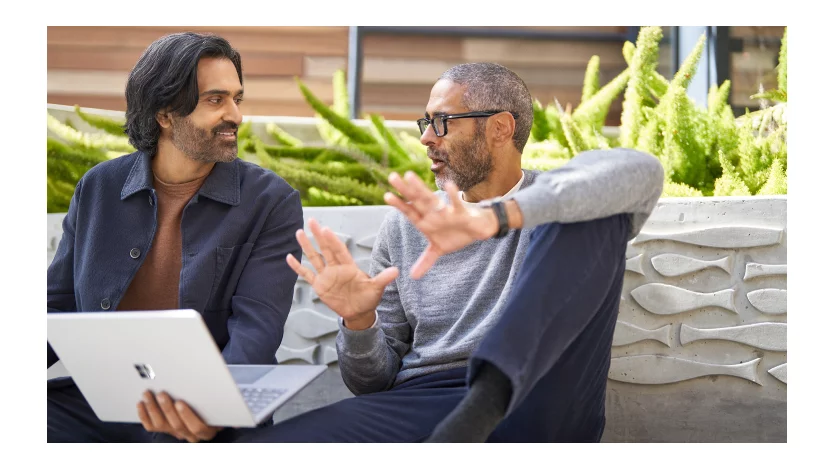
[417, 110, 519, 137]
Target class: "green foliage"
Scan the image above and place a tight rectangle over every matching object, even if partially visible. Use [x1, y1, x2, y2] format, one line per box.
[581, 55, 601, 104]
[620, 26, 663, 149]
[47, 27, 788, 212]
[528, 26, 788, 198]
[74, 105, 127, 136]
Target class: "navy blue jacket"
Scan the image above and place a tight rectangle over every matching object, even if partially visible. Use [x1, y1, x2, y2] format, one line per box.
[47, 151, 303, 379]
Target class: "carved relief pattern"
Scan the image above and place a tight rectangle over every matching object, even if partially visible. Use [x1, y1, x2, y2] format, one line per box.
[615, 215, 787, 388]
[46, 203, 788, 389]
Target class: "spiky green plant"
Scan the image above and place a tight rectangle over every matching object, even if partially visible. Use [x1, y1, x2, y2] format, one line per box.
[46, 27, 787, 213]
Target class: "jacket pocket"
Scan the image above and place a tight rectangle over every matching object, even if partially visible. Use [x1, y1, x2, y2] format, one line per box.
[207, 242, 255, 311]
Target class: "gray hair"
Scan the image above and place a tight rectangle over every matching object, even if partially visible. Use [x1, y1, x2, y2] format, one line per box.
[438, 63, 533, 153]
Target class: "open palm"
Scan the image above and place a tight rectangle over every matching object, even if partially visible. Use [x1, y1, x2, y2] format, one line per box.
[286, 218, 398, 327]
[384, 172, 498, 279]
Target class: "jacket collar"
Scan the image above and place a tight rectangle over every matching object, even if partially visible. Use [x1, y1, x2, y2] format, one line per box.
[120, 150, 240, 206]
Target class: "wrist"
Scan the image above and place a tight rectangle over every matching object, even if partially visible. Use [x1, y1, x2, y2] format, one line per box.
[344, 311, 376, 331]
[475, 207, 500, 240]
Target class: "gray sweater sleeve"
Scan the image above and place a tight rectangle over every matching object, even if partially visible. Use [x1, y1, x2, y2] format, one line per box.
[335, 211, 412, 395]
[511, 148, 665, 239]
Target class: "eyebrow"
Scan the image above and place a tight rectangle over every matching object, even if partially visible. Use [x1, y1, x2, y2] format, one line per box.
[199, 89, 244, 97]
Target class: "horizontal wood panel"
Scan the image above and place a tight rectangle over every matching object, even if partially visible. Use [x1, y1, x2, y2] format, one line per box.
[362, 56, 627, 87]
[363, 58, 460, 84]
[47, 45, 305, 77]
[48, 93, 321, 119]
[48, 45, 145, 71]
[304, 56, 348, 79]
[480, 26, 629, 34]
[47, 26, 642, 127]
[363, 35, 464, 60]
[463, 38, 628, 67]
[730, 26, 786, 38]
[48, 94, 127, 112]
[48, 70, 127, 96]
[47, 26, 349, 55]
[47, 70, 334, 102]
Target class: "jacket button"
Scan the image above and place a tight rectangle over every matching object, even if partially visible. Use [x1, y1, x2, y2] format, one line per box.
[101, 298, 111, 310]
[130, 248, 141, 259]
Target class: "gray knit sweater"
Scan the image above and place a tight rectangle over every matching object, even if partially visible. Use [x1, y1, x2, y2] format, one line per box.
[335, 148, 665, 395]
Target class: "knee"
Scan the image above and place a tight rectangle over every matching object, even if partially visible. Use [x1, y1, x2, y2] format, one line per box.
[530, 214, 630, 254]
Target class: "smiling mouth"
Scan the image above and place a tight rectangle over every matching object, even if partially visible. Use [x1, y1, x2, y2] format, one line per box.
[215, 130, 237, 141]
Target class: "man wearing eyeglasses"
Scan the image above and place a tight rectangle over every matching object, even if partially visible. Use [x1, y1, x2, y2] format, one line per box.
[236, 62, 664, 443]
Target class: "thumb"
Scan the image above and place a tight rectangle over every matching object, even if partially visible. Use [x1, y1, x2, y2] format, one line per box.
[371, 266, 399, 289]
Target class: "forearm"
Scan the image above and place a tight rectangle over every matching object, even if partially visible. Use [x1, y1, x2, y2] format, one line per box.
[511, 148, 664, 232]
[336, 315, 402, 395]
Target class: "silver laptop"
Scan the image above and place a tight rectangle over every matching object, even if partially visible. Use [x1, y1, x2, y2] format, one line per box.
[46, 309, 326, 428]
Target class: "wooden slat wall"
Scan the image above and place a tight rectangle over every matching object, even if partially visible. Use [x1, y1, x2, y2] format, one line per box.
[728, 26, 785, 109]
[360, 28, 632, 124]
[48, 26, 641, 125]
[47, 26, 348, 118]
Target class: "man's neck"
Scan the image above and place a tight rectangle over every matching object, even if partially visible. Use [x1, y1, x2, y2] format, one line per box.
[152, 139, 215, 184]
[461, 167, 524, 203]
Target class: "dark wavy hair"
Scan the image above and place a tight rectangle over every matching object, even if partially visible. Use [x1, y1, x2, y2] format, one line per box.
[124, 32, 243, 155]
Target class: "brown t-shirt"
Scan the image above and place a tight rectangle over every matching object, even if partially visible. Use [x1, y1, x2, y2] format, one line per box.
[117, 172, 209, 311]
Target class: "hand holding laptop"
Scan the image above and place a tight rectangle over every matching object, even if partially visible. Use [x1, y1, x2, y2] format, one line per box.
[137, 390, 221, 443]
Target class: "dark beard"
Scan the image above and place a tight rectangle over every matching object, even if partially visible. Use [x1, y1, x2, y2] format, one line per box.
[432, 127, 493, 192]
[170, 116, 238, 163]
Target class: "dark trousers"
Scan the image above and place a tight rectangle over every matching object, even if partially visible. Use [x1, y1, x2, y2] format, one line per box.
[237, 213, 630, 443]
[47, 382, 269, 443]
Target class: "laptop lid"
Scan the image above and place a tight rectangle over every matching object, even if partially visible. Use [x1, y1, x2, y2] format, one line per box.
[48, 309, 278, 427]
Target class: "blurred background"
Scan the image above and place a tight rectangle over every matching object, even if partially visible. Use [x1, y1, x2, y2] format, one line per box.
[47, 26, 785, 122]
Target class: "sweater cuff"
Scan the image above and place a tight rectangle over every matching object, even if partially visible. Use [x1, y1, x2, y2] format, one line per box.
[337, 312, 383, 356]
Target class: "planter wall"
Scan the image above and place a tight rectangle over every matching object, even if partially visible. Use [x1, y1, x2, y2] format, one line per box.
[46, 195, 787, 442]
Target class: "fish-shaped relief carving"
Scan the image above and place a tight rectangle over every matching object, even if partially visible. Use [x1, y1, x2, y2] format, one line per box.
[292, 285, 304, 304]
[613, 321, 671, 347]
[322, 346, 339, 365]
[285, 308, 339, 339]
[608, 355, 761, 385]
[747, 289, 787, 315]
[743, 263, 787, 281]
[356, 235, 377, 249]
[680, 322, 786, 351]
[625, 254, 644, 275]
[768, 363, 787, 384]
[632, 226, 783, 248]
[275, 344, 318, 364]
[631, 283, 736, 315]
[650, 254, 731, 277]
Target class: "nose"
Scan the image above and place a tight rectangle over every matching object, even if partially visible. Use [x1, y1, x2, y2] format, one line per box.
[225, 99, 243, 126]
[420, 124, 437, 147]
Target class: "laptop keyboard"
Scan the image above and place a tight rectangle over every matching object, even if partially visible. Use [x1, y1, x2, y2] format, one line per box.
[240, 388, 288, 415]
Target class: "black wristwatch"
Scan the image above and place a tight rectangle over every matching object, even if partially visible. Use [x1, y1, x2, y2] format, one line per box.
[490, 201, 510, 238]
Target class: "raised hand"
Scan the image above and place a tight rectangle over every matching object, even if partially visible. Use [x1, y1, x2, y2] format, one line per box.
[286, 218, 399, 330]
[384, 172, 499, 279]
